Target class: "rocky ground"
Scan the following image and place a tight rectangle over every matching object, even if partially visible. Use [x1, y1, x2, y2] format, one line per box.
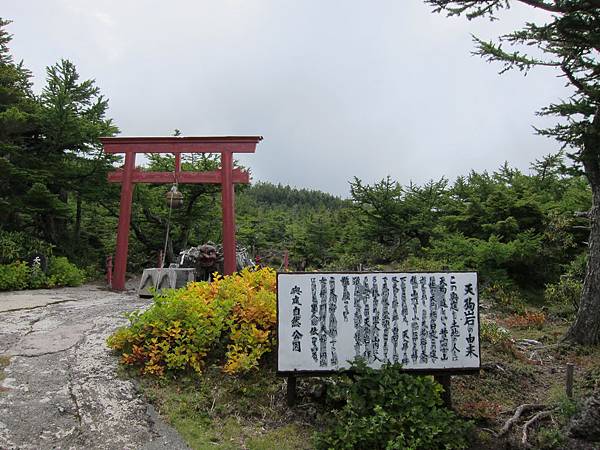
[0, 283, 189, 450]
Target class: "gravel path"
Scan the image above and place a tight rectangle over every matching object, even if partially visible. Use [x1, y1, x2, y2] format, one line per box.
[0, 284, 189, 450]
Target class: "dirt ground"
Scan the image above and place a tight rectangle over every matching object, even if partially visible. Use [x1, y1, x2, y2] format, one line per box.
[0, 283, 189, 450]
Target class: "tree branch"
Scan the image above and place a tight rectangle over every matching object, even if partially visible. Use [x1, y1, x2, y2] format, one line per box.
[498, 403, 545, 437]
[561, 62, 595, 97]
[98, 200, 153, 247]
[516, 0, 561, 13]
[522, 410, 553, 446]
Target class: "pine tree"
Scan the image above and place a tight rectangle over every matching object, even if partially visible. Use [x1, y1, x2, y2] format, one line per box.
[425, 0, 600, 344]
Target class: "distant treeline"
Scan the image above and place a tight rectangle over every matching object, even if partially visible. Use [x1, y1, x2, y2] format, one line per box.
[245, 182, 345, 210]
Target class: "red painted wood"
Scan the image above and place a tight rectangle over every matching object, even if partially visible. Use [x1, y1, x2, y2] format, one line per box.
[113, 152, 136, 290]
[101, 136, 261, 288]
[221, 151, 236, 275]
[100, 136, 262, 145]
[107, 169, 250, 184]
[175, 153, 182, 179]
[103, 142, 257, 154]
[100, 136, 262, 155]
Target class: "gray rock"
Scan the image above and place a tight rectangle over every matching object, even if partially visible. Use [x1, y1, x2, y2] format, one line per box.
[569, 390, 600, 442]
[0, 284, 190, 450]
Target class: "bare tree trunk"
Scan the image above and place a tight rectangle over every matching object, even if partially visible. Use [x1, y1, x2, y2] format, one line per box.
[566, 186, 600, 345]
[566, 109, 600, 345]
[179, 190, 203, 250]
[74, 192, 82, 243]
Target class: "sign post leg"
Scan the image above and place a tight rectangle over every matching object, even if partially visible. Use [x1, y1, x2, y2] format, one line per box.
[286, 375, 297, 407]
[435, 374, 452, 409]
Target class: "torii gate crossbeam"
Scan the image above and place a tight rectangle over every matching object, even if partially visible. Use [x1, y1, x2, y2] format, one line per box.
[100, 136, 262, 290]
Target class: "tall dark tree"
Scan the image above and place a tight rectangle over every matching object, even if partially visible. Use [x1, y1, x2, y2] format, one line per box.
[425, 0, 600, 345]
[0, 18, 40, 229]
[38, 58, 118, 248]
[0, 19, 118, 266]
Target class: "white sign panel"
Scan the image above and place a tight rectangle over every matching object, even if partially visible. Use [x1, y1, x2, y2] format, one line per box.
[277, 272, 479, 373]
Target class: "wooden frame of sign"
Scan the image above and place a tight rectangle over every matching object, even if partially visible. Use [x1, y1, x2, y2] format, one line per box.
[276, 271, 481, 407]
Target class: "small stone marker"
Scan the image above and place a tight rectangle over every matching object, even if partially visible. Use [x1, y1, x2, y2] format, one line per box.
[138, 267, 195, 297]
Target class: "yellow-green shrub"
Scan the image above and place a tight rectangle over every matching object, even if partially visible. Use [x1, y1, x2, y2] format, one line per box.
[0, 262, 30, 290]
[0, 257, 85, 291]
[107, 267, 277, 376]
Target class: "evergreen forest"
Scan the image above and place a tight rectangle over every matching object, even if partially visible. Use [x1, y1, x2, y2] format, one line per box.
[0, 16, 591, 316]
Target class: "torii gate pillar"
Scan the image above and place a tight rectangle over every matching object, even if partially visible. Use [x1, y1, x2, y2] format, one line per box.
[221, 150, 236, 275]
[100, 136, 262, 290]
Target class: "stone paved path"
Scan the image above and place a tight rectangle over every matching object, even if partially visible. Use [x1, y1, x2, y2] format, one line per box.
[0, 284, 189, 450]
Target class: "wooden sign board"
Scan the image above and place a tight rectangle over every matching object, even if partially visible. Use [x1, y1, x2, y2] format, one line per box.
[277, 272, 480, 375]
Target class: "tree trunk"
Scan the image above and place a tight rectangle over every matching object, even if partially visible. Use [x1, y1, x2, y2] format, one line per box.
[566, 186, 600, 345]
[179, 190, 203, 250]
[566, 109, 600, 345]
[74, 192, 82, 243]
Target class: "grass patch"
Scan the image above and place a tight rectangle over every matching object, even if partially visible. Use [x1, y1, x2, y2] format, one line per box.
[0, 356, 9, 378]
[137, 367, 313, 450]
[0, 355, 10, 392]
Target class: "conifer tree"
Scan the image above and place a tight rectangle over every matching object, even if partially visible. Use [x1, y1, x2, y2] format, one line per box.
[425, 0, 600, 344]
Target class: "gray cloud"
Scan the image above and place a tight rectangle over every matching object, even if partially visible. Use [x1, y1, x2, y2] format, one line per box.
[5, 0, 566, 196]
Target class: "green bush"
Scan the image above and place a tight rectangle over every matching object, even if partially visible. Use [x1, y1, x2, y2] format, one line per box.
[480, 320, 512, 346]
[426, 231, 546, 288]
[47, 257, 85, 287]
[0, 256, 84, 290]
[0, 230, 53, 264]
[28, 260, 48, 289]
[544, 254, 585, 317]
[545, 278, 581, 316]
[481, 282, 525, 314]
[107, 267, 277, 376]
[314, 361, 473, 450]
[0, 262, 30, 290]
[394, 256, 448, 272]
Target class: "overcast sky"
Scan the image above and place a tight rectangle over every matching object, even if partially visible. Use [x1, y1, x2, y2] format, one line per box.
[5, 1, 567, 197]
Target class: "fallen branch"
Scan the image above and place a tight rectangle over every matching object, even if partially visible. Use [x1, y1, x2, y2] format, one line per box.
[522, 410, 553, 446]
[480, 427, 497, 437]
[518, 339, 543, 347]
[498, 403, 545, 438]
[481, 362, 506, 373]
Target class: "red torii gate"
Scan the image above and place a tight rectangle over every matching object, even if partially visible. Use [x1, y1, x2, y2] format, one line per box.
[100, 136, 262, 290]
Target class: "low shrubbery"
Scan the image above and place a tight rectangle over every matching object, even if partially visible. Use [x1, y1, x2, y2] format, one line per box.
[480, 320, 513, 348]
[0, 231, 84, 291]
[544, 266, 583, 319]
[481, 282, 525, 314]
[0, 261, 30, 291]
[544, 253, 585, 318]
[0, 256, 85, 291]
[504, 310, 546, 329]
[0, 230, 54, 264]
[46, 256, 86, 287]
[314, 361, 473, 450]
[107, 267, 277, 376]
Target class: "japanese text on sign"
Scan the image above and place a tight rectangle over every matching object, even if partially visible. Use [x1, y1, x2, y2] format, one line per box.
[278, 272, 479, 373]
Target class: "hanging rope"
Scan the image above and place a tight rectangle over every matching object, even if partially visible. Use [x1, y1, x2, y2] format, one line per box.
[155, 167, 178, 291]
[160, 187, 176, 269]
